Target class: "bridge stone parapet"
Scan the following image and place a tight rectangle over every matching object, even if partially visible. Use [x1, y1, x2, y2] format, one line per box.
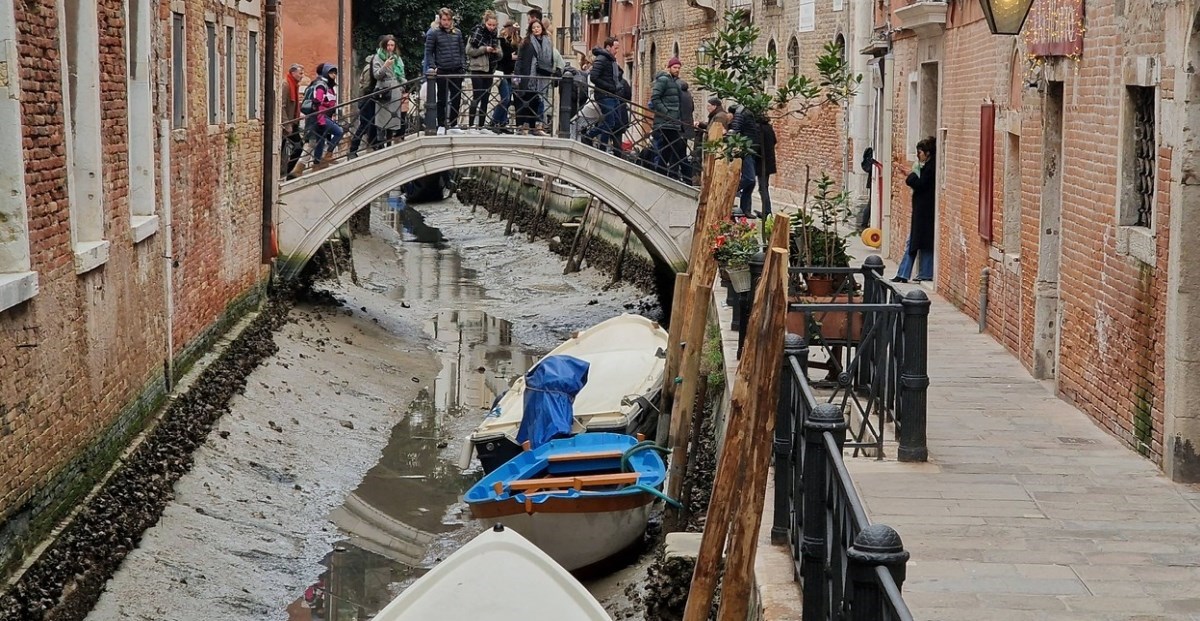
[276, 134, 700, 278]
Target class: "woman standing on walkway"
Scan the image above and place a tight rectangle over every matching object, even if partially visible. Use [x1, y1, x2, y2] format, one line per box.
[892, 136, 937, 283]
[372, 35, 407, 145]
[466, 11, 500, 131]
[514, 19, 552, 134]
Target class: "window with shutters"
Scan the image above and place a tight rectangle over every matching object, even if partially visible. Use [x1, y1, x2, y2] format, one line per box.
[787, 37, 799, 80]
[248, 31, 259, 120]
[207, 22, 218, 124]
[0, 0, 36, 309]
[62, 0, 109, 273]
[1120, 86, 1155, 229]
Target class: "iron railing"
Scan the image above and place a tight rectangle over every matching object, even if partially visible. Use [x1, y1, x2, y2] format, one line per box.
[279, 72, 702, 187]
[737, 254, 929, 461]
[771, 338, 916, 621]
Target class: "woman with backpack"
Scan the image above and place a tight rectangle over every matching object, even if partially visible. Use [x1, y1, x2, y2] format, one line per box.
[309, 64, 343, 169]
[466, 11, 500, 131]
[372, 34, 407, 145]
[514, 19, 552, 135]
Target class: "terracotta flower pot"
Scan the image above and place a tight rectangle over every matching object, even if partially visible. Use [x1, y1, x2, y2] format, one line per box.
[786, 294, 864, 344]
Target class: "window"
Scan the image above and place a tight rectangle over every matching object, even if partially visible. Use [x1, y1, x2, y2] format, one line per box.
[207, 22, 218, 124]
[63, 0, 108, 273]
[248, 31, 259, 119]
[127, 0, 156, 241]
[907, 73, 919, 159]
[1120, 86, 1156, 228]
[172, 12, 185, 128]
[787, 37, 799, 80]
[225, 25, 235, 124]
[766, 39, 777, 88]
[1002, 133, 1021, 256]
[0, 0, 36, 309]
[672, 42, 679, 61]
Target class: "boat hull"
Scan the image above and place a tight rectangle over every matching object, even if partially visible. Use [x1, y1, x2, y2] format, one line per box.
[474, 500, 654, 572]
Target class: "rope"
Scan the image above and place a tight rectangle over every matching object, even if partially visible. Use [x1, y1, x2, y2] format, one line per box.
[618, 440, 681, 508]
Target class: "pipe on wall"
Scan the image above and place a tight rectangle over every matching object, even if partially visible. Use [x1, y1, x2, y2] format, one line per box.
[261, 0, 280, 263]
[160, 118, 174, 388]
[978, 267, 990, 333]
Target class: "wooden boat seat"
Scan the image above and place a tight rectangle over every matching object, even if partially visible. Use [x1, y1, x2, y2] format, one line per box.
[546, 450, 625, 463]
[495, 472, 640, 495]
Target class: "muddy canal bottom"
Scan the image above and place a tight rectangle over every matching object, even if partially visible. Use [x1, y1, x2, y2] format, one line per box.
[287, 198, 654, 620]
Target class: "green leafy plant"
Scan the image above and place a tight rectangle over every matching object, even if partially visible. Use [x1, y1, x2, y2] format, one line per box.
[791, 173, 855, 268]
[694, 9, 861, 159]
[576, 0, 603, 14]
[710, 217, 760, 268]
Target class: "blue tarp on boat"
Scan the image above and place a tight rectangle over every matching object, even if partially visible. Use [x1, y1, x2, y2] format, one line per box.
[515, 355, 591, 449]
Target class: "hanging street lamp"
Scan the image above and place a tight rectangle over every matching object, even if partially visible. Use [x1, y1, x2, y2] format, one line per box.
[979, 0, 1035, 35]
[696, 39, 714, 67]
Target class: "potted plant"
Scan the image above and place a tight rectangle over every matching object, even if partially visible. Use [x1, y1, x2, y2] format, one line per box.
[576, 0, 603, 18]
[711, 217, 759, 292]
[791, 172, 857, 296]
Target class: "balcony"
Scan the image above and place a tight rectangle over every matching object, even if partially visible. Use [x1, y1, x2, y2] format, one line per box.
[893, 0, 947, 38]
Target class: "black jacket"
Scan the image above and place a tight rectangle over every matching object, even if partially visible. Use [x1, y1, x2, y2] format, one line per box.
[728, 106, 760, 151]
[678, 85, 695, 139]
[905, 156, 937, 252]
[466, 24, 500, 72]
[756, 118, 777, 177]
[589, 47, 619, 97]
[425, 26, 465, 72]
[497, 37, 517, 74]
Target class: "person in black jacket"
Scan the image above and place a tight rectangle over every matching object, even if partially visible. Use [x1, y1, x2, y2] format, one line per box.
[677, 80, 697, 183]
[514, 19, 553, 134]
[489, 24, 520, 129]
[728, 104, 760, 216]
[465, 11, 500, 130]
[755, 115, 777, 216]
[589, 37, 621, 154]
[893, 137, 937, 282]
[425, 7, 466, 132]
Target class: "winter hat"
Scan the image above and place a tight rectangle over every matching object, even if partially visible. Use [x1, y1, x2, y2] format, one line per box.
[667, 57, 682, 68]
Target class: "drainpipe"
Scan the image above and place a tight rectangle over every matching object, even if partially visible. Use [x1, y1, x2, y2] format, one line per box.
[978, 267, 990, 333]
[160, 119, 175, 389]
[261, 0, 280, 263]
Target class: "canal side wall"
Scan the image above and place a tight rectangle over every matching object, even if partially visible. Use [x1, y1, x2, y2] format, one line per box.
[0, 0, 273, 579]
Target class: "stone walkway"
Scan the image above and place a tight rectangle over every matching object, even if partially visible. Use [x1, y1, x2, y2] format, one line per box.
[715, 232, 1200, 620]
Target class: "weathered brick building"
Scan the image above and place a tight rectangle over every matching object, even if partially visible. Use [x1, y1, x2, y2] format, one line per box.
[875, 0, 1200, 480]
[280, 0, 351, 88]
[0, 0, 273, 571]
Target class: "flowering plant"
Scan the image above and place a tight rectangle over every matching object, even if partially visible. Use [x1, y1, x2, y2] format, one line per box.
[711, 217, 760, 268]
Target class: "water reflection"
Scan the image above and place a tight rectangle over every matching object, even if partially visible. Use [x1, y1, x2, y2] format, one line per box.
[425, 310, 540, 415]
[377, 196, 487, 304]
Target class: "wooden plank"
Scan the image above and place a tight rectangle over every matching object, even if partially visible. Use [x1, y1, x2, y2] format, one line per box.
[684, 240, 787, 621]
[506, 472, 640, 492]
[664, 282, 712, 526]
[546, 450, 626, 463]
[658, 271, 692, 442]
[564, 196, 596, 274]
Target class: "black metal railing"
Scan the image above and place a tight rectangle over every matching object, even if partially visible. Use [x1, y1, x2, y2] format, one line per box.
[278, 72, 703, 187]
[772, 336, 916, 621]
[739, 254, 929, 461]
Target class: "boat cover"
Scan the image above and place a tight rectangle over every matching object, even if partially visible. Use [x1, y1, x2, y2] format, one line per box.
[516, 355, 591, 449]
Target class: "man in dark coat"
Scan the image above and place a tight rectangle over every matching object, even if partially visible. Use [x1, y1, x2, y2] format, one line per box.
[425, 7, 467, 132]
[589, 37, 622, 154]
[728, 104, 760, 216]
[677, 81, 696, 183]
[755, 115, 777, 216]
[893, 136, 937, 282]
[650, 57, 683, 179]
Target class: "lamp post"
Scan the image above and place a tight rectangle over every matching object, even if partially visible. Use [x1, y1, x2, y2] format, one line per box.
[979, 0, 1035, 35]
[696, 39, 714, 66]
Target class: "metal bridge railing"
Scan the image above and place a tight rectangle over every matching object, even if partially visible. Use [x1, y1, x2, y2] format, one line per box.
[771, 339, 917, 621]
[279, 72, 703, 188]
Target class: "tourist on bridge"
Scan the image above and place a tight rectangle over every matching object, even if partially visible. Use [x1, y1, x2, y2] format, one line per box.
[728, 103, 760, 217]
[755, 114, 777, 216]
[892, 136, 937, 283]
[466, 11, 500, 131]
[588, 37, 622, 154]
[425, 7, 467, 134]
[677, 80, 697, 183]
[514, 19, 553, 135]
[281, 63, 305, 179]
[489, 24, 520, 130]
[650, 57, 684, 181]
[309, 64, 343, 170]
[371, 35, 407, 144]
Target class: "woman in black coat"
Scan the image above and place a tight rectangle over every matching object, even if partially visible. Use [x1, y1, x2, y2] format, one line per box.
[893, 136, 936, 282]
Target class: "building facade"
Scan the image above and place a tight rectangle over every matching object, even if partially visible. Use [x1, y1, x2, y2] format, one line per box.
[876, 0, 1200, 480]
[280, 0, 352, 89]
[0, 0, 274, 572]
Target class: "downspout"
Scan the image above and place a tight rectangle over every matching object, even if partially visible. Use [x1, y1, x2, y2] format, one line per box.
[261, 0, 280, 263]
[978, 267, 990, 333]
[160, 118, 174, 389]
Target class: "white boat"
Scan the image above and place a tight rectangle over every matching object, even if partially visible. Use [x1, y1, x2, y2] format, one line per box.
[372, 524, 612, 621]
[461, 314, 668, 473]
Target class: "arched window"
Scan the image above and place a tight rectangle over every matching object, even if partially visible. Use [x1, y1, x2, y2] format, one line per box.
[767, 39, 777, 87]
[672, 41, 680, 61]
[787, 37, 800, 80]
[649, 42, 657, 73]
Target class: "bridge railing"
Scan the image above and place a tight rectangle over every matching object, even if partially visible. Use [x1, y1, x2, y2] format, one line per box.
[773, 336, 917, 621]
[279, 73, 702, 188]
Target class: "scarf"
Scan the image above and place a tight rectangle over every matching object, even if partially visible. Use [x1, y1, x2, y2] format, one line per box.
[531, 35, 552, 74]
[377, 50, 405, 81]
[286, 72, 300, 116]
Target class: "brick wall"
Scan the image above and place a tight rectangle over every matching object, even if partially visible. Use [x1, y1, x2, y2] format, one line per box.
[884, 0, 1172, 464]
[0, 0, 271, 572]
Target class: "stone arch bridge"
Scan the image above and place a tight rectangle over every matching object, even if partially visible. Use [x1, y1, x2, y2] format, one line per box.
[276, 134, 701, 278]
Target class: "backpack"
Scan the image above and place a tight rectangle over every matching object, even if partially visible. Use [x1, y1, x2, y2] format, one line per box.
[359, 61, 376, 95]
[299, 79, 322, 116]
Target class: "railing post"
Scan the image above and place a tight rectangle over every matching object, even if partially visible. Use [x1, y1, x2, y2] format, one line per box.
[738, 250, 766, 358]
[898, 290, 930, 462]
[801, 402, 847, 621]
[845, 524, 910, 621]
[772, 333, 805, 545]
[858, 256, 885, 388]
[557, 76, 573, 139]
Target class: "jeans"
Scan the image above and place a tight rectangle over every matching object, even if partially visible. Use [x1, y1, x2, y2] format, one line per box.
[738, 155, 757, 215]
[348, 98, 378, 156]
[594, 97, 620, 154]
[490, 77, 512, 126]
[434, 73, 464, 128]
[895, 235, 934, 280]
[757, 171, 773, 216]
[469, 72, 494, 127]
[312, 121, 344, 163]
[282, 127, 303, 176]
